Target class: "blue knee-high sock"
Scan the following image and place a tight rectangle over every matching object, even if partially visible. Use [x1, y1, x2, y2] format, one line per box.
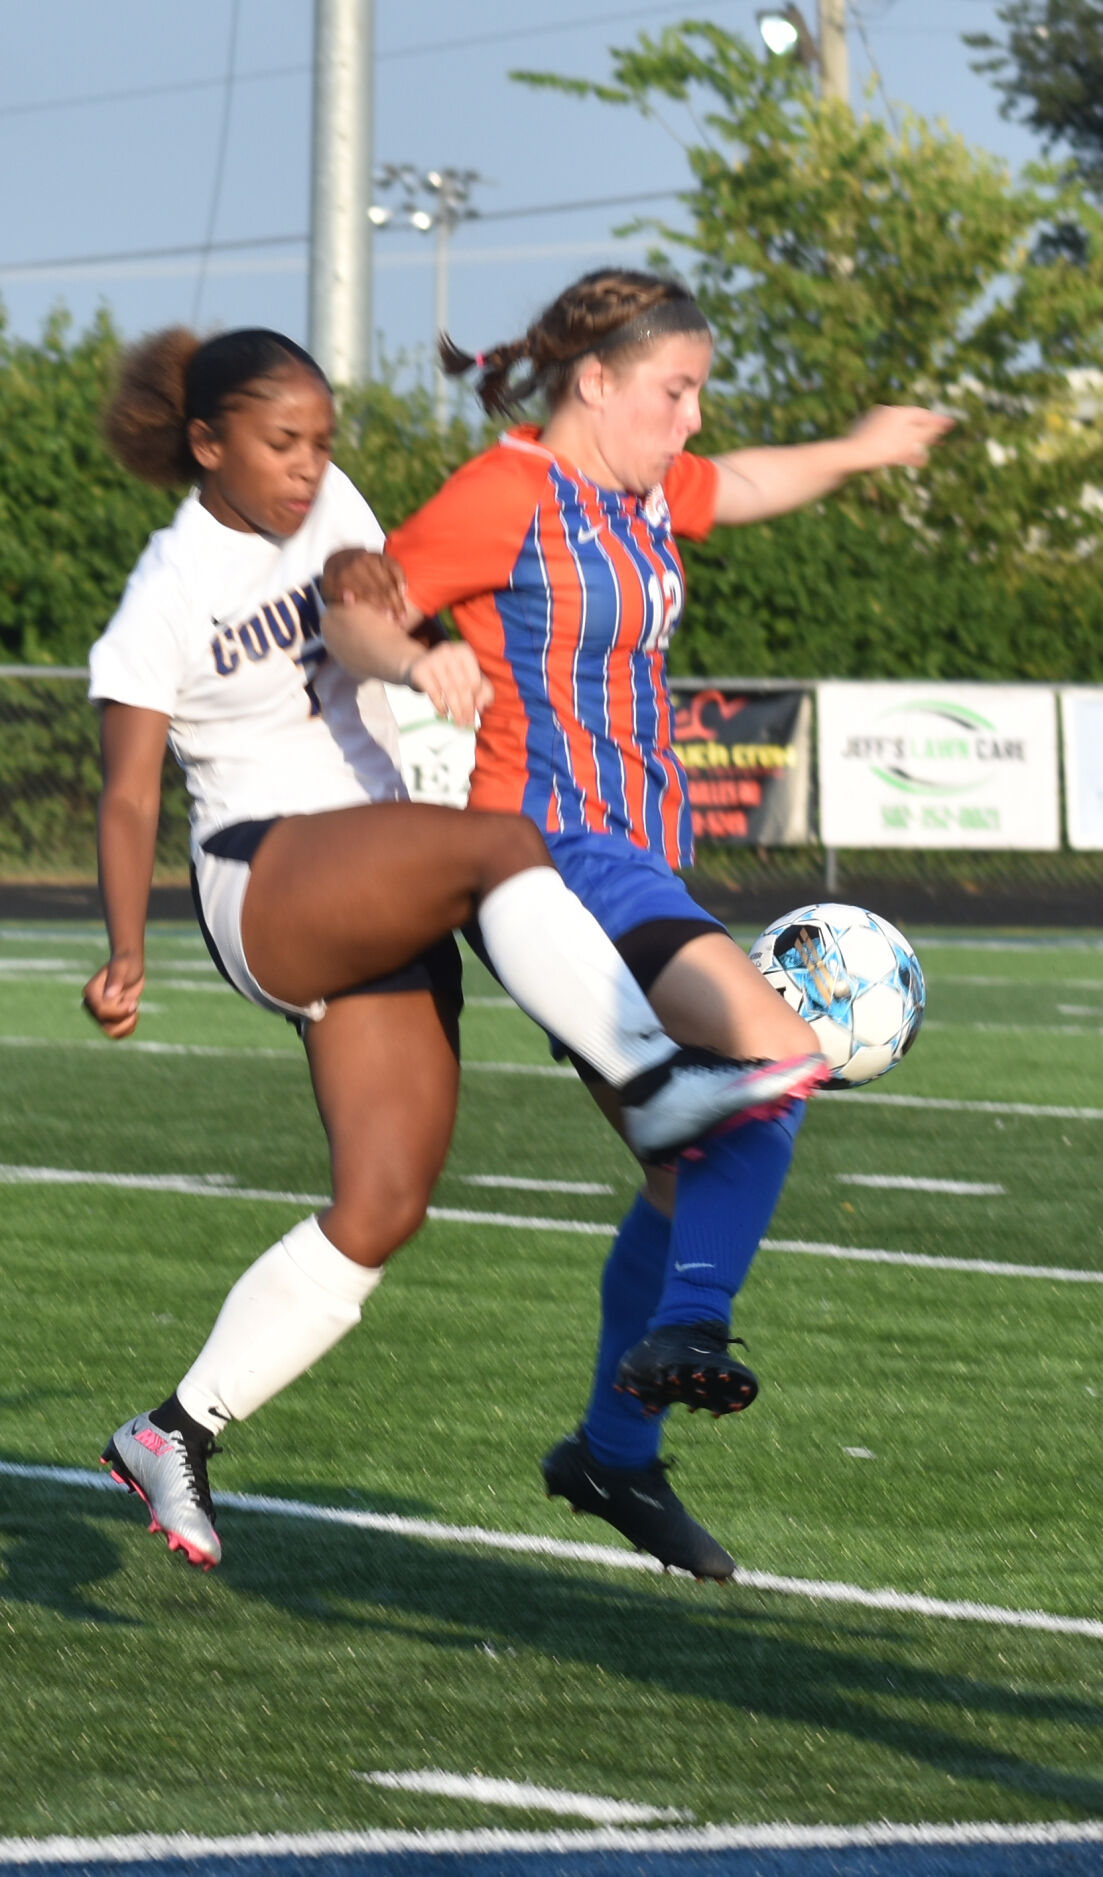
[582, 1191, 671, 1470]
[651, 1103, 805, 1331]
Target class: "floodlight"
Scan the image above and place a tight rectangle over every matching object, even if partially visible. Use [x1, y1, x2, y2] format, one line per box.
[367, 204, 393, 226]
[756, 7, 819, 67]
[409, 209, 434, 232]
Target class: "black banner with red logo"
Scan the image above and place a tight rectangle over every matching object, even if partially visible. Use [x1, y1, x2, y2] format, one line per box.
[670, 685, 812, 845]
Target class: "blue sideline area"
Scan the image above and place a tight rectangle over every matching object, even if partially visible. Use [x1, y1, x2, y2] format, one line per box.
[3, 1845, 1102, 1877]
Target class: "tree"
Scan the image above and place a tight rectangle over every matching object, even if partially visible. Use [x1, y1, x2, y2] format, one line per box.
[966, 1, 1103, 194]
[515, 21, 1103, 680]
[0, 312, 479, 667]
[0, 308, 175, 666]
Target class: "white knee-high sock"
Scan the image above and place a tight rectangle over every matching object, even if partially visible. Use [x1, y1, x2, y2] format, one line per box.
[176, 1215, 381, 1432]
[476, 867, 677, 1087]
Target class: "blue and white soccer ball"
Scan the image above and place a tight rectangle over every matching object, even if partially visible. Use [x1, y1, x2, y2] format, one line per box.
[749, 902, 926, 1089]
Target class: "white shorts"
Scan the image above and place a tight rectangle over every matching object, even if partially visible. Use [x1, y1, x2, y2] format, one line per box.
[191, 820, 327, 1024]
[190, 817, 465, 1027]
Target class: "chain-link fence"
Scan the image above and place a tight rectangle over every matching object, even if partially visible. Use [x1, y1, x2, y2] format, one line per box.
[2, 668, 1100, 924]
[0, 667, 189, 885]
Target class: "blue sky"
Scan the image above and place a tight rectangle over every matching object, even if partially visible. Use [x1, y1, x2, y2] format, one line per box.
[0, 0, 1047, 392]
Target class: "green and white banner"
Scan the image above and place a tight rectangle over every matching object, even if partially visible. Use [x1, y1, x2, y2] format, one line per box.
[816, 682, 1060, 849]
[384, 682, 475, 809]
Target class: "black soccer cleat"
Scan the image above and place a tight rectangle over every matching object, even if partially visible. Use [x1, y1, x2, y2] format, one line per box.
[542, 1427, 735, 1581]
[616, 1321, 759, 1417]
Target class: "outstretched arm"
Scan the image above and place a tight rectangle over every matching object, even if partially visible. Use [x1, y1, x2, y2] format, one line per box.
[709, 404, 954, 527]
[82, 702, 169, 1040]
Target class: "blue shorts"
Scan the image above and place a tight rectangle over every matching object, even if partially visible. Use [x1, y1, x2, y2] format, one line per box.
[543, 829, 724, 951]
[464, 829, 724, 1069]
[539, 832, 724, 1074]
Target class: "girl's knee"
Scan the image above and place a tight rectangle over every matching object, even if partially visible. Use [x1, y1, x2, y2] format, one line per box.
[328, 1167, 435, 1263]
[481, 812, 549, 887]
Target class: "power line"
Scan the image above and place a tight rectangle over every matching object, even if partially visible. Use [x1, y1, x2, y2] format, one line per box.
[480, 188, 679, 223]
[191, 0, 241, 326]
[0, 64, 304, 121]
[0, 0, 748, 122]
[0, 189, 682, 281]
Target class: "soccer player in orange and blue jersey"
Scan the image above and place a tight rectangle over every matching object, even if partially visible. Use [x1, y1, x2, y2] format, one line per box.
[324, 269, 951, 1580]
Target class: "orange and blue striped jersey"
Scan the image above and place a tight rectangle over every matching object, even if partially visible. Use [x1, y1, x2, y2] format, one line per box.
[388, 426, 719, 867]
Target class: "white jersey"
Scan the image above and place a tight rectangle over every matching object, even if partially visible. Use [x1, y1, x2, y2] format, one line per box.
[88, 463, 406, 855]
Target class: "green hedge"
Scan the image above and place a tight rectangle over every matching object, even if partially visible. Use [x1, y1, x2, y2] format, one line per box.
[0, 675, 189, 880]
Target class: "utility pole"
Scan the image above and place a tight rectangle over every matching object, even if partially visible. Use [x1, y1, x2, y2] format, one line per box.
[309, 0, 373, 387]
[818, 0, 849, 105]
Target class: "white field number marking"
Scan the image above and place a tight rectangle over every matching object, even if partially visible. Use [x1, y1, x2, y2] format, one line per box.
[835, 1175, 1005, 1196]
[355, 1770, 690, 1823]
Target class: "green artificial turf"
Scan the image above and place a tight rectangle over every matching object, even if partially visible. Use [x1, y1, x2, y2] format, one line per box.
[0, 921, 1100, 1839]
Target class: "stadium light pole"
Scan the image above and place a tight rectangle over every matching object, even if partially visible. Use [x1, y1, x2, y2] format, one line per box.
[309, 0, 374, 387]
[369, 166, 483, 429]
[756, 1, 849, 104]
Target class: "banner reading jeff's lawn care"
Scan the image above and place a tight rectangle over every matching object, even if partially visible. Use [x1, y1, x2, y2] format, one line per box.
[670, 686, 811, 845]
[817, 682, 1060, 849]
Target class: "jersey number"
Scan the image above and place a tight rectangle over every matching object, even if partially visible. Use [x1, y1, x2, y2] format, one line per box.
[295, 645, 326, 717]
[643, 569, 684, 652]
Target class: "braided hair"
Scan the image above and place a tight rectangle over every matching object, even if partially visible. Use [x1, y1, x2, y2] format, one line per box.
[439, 269, 709, 417]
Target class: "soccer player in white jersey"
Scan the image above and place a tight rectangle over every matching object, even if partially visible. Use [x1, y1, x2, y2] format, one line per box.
[85, 325, 824, 1573]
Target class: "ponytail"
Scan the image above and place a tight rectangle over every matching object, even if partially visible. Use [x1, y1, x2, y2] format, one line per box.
[104, 326, 329, 487]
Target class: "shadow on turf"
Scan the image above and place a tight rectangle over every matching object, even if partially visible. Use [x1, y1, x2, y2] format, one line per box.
[118, 1484, 1103, 1813]
[0, 1476, 135, 1626]
[6, 1461, 1103, 1817]
[225, 1508, 1103, 1818]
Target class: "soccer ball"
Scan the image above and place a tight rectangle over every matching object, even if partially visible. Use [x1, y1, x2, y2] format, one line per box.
[749, 902, 925, 1089]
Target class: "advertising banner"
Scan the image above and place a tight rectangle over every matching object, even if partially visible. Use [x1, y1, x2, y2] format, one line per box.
[383, 682, 475, 809]
[1062, 688, 1103, 851]
[817, 682, 1060, 849]
[670, 686, 812, 845]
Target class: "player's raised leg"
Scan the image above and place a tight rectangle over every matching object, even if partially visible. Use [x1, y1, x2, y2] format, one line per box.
[240, 802, 825, 1153]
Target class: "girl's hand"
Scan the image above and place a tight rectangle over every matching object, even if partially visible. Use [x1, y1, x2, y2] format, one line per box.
[846, 405, 955, 472]
[321, 548, 407, 620]
[407, 640, 493, 728]
[82, 952, 145, 1040]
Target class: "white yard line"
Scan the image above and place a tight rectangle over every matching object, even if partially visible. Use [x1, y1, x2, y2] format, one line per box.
[354, 1771, 688, 1823]
[3, 1459, 1102, 1640]
[7, 1033, 1103, 1119]
[1, 1164, 1100, 1280]
[914, 936, 1103, 952]
[937, 974, 1103, 990]
[859, 1090, 1103, 1121]
[0, 958, 88, 972]
[0, 974, 230, 993]
[834, 1175, 1005, 1196]
[0, 1035, 300, 1061]
[2, 1819, 1103, 1865]
[922, 1019, 1103, 1037]
[0, 1165, 329, 1207]
[460, 1174, 615, 1195]
[764, 1239, 1103, 1284]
